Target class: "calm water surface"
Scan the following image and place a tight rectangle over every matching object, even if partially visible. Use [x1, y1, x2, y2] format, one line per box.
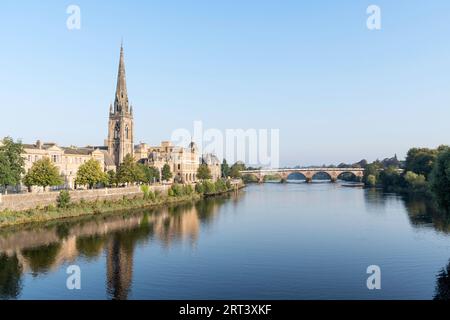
[0, 183, 449, 300]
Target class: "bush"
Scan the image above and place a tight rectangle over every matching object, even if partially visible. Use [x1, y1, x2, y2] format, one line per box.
[226, 180, 232, 190]
[195, 183, 205, 194]
[215, 179, 227, 193]
[170, 184, 184, 197]
[366, 174, 377, 187]
[242, 174, 258, 183]
[141, 185, 153, 200]
[184, 184, 194, 195]
[404, 171, 427, 192]
[203, 180, 216, 194]
[57, 190, 71, 208]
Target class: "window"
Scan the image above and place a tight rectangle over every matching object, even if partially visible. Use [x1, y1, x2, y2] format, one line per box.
[114, 122, 120, 139]
[125, 125, 129, 139]
[52, 155, 58, 163]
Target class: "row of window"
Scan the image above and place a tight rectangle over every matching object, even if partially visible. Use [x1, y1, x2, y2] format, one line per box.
[26, 154, 88, 164]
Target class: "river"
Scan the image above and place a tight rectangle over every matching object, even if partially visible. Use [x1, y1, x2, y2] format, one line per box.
[0, 183, 449, 300]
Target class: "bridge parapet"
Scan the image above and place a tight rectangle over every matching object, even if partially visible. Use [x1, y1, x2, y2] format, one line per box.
[240, 168, 365, 183]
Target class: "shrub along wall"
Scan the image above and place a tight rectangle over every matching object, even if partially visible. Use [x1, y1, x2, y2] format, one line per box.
[0, 185, 170, 211]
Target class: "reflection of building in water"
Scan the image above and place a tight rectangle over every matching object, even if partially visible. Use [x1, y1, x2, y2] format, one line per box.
[152, 206, 200, 247]
[0, 197, 229, 298]
[106, 236, 134, 300]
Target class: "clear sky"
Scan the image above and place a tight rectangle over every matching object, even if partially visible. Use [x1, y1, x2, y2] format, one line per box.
[1, 1, 449, 167]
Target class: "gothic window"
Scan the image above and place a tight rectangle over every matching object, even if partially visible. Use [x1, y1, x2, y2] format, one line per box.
[114, 122, 120, 140]
[125, 125, 129, 139]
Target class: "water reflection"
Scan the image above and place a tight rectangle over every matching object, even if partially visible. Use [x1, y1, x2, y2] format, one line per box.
[402, 195, 450, 234]
[0, 187, 448, 300]
[0, 194, 233, 299]
[0, 253, 22, 299]
[434, 260, 450, 300]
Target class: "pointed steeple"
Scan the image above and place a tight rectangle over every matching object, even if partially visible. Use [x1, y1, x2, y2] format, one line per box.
[114, 42, 129, 114]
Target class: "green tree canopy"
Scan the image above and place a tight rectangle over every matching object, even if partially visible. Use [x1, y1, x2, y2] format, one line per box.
[430, 148, 450, 207]
[0, 137, 25, 191]
[106, 170, 117, 187]
[117, 154, 142, 184]
[229, 162, 246, 179]
[221, 159, 230, 178]
[138, 164, 160, 184]
[405, 147, 439, 178]
[197, 163, 212, 180]
[161, 163, 172, 182]
[75, 158, 107, 189]
[23, 158, 62, 189]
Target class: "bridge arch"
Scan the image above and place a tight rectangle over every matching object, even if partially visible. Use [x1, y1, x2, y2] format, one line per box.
[336, 171, 359, 182]
[311, 171, 334, 182]
[285, 172, 307, 182]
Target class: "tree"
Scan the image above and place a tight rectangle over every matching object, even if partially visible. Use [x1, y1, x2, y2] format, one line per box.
[379, 166, 403, 190]
[107, 170, 118, 187]
[404, 171, 427, 192]
[363, 162, 382, 185]
[148, 166, 160, 183]
[197, 163, 212, 180]
[430, 148, 450, 207]
[139, 164, 160, 184]
[23, 158, 62, 190]
[75, 158, 107, 189]
[0, 137, 25, 193]
[221, 159, 230, 178]
[117, 154, 142, 184]
[161, 163, 172, 182]
[57, 190, 71, 208]
[405, 147, 438, 178]
[230, 162, 246, 179]
[366, 174, 377, 187]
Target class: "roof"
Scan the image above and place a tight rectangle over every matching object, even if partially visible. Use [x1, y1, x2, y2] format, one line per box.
[203, 153, 220, 165]
[100, 150, 116, 167]
[62, 148, 92, 155]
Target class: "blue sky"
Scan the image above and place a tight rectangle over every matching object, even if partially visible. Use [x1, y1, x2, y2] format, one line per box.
[1, 1, 449, 166]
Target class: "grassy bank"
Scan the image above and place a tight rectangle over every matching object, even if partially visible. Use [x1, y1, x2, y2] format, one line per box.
[0, 193, 202, 228]
[0, 181, 244, 228]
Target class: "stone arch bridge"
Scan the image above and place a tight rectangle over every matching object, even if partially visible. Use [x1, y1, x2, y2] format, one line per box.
[240, 168, 365, 183]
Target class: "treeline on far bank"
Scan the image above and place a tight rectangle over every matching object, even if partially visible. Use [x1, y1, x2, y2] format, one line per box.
[362, 145, 450, 207]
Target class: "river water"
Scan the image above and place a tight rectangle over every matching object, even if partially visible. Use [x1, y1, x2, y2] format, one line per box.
[0, 183, 449, 300]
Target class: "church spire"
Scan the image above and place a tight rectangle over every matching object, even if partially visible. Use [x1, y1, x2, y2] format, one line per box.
[114, 42, 129, 113]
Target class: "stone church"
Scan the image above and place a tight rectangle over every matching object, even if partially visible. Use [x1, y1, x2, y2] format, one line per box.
[20, 45, 221, 189]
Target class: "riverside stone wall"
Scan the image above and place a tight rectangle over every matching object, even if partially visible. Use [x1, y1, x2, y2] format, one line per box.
[0, 185, 170, 211]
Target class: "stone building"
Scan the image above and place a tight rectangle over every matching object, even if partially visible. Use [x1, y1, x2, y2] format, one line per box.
[135, 141, 200, 183]
[22, 141, 115, 190]
[19, 44, 221, 190]
[202, 153, 222, 181]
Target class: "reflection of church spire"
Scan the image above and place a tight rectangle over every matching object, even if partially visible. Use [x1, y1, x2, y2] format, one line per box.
[106, 236, 134, 300]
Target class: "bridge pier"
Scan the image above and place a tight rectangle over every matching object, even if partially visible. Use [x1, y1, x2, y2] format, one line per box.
[305, 177, 312, 183]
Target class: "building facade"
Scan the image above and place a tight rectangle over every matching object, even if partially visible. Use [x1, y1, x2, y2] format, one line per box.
[135, 141, 200, 183]
[22, 141, 115, 190]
